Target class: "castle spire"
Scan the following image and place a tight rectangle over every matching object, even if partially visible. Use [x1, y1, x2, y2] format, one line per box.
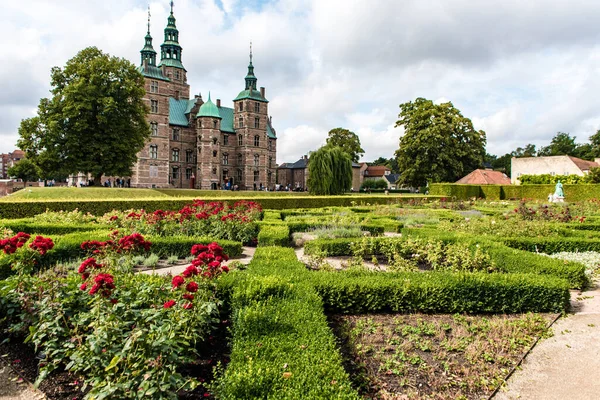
[140, 5, 157, 67]
[159, 1, 185, 69]
[245, 41, 257, 91]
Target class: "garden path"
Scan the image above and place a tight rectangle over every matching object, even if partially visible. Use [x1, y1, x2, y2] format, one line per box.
[139, 246, 256, 276]
[0, 360, 45, 400]
[494, 278, 600, 400]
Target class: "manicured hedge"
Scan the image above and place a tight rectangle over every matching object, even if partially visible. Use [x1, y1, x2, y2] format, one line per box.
[286, 221, 385, 236]
[257, 225, 290, 247]
[310, 270, 570, 314]
[429, 183, 600, 201]
[0, 196, 439, 219]
[503, 237, 600, 254]
[214, 247, 358, 399]
[0, 219, 99, 235]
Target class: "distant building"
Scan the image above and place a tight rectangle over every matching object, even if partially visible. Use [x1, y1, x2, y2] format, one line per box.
[456, 169, 511, 185]
[0, 150, 25, 178]
[383, 173, 401, 189]
[277, 155, 364, 191]
[511, 156, 600, 184]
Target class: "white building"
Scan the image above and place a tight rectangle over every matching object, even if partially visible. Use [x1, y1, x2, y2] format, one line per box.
[511, 155, 600, 184]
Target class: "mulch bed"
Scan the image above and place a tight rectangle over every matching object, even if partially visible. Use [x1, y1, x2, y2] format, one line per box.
[329, 313, 556, 400]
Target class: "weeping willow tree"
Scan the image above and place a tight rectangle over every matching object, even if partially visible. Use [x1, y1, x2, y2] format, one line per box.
[307, 146, 353, 195]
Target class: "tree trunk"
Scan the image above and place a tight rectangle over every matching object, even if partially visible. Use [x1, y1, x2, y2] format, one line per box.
[93, 173, 103, 187]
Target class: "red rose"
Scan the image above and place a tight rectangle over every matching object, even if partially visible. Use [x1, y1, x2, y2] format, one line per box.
[172, 275, 185, 288]
[221, 265, 230, 273]
[80, 283, 88, 291]
[183, 302, 193, 310]
[182, 265, 199, 278]
[163, 300, 176, 309]
[183, 293, 194, 301]
[191, 244, 209, 256]
[186, 281, 199, 293]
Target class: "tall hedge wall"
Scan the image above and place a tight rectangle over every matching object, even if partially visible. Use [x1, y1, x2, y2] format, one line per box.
[0, 195, 440, 219]
[429, 183, 600, 201]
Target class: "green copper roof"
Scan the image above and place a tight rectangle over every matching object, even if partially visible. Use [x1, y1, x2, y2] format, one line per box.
[169, 98, 190, 127]
[184, 98, 196, 114]
[233, 88, 268, 103]
[158, 58, 185, 70]
[267, 123, 276, 139]
[197, 93, 221, 118]
[216, 106, 235, 133]
[139, 65, 169, 81]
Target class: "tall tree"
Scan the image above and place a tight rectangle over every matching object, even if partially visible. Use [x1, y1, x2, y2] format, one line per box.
[394, 98, 486, 187]
[307, 146, 352, 195]
[325, 128, 365, 163]
[537, 132, 577, 156]
[510, 144, 537, 158]
[7, 159, 40, 186]
[17, 47, 149, 185]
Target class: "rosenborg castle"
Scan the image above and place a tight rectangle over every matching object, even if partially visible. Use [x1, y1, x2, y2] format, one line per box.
[130, 4, 277, 190]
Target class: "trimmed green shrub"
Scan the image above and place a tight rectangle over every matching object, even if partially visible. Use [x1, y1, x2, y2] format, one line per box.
[310, 270, 569, 314]
[503, 237, 600, 254]
[257, 225, 290, 247]
[428, 184, 481, 199]
[214, 247, 358, 399]
[429, 183, 600, 201]
[0, 220, 98, 235]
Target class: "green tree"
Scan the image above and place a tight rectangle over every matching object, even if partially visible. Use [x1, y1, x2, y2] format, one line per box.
[394, 98, 486, 187]
[492, 153, 512, 175]
[537, 132, 577, 156]
[369, 157, 400, 174]
[511, 144, 537, 158]
[7, 158, 40, 186]
[325, 128, 365, 163]
[17, 47, 149, 185]
[307, 146, 352, 195]
[586, 167, 600, 183]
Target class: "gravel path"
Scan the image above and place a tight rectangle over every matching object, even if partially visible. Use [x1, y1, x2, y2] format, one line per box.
[0, 360, 45, 400]
[494, 279, 600, 400]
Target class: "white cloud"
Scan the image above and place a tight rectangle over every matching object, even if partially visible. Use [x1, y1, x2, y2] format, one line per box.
[3, 0, 600, 170]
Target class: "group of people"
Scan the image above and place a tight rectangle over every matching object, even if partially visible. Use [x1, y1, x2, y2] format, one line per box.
[103, 178, 131, 188]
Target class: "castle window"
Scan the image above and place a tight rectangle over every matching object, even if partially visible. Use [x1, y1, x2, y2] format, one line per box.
[186, 168, 192, 180]
[239, 102, 243, 111]
[172, 149, 179, 162]
[175, 70, 180, 80]
[213, 120, 217, 129]
[255, 102, 260, 113]
[172, 128, 180, 141]
[222, 169, 229, 182]
[151, 100, 158, 113]
[213, 150, 217, 158]
[254, 135, 260, 147]
[149, 165, 158, 178]
[268, 140, 272, 151]
[151, 122, 158, 136]
[223, 153, 229, 165]
[268, 171, 272, 183]
[238, 134, 243, 146]
[238, 116, 243, 128]
[175, 90, 180, 100]
[150, 145, 158, 159]
[268, 156, 272, 168]
[254, 117, 260, 129]
[150, 81, 159, 93]
[172, 166, 179, 180]
[213, 137, 218, 145]
[237, 153, 242, 165]
[254, 154, 259, 166]
[223, 135, 229, 146]
[212, 168, 217, 175]
[254, 170, 259, 182]
[186, 149, 194, 163]
[237, 169, 243, 182]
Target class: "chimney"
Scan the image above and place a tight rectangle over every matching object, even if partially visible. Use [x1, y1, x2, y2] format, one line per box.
[303, 155, 308, 160]
[269, 116, 272, 124]
[216, 99, 221, 107]
[260, 87, 265, 98]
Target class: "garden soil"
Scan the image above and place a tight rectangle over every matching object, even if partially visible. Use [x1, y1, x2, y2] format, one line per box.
[494, 278, 600, 400]
[0, 361, 45, 400]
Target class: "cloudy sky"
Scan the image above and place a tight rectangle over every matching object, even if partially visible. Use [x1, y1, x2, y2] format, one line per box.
[2, 0, 600, 163]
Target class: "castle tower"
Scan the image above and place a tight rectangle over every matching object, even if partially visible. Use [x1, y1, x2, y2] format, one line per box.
[158, 1, 189, 100]
[233, 44, 272, 190]
[196, 93, 223, 189]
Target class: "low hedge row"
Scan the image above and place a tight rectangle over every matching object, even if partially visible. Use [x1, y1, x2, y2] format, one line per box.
[310, 270, 570, 314]
[0, 219, 98, 235]
[286, 221, 385, 236]
[257, 225, 290, 247]
[214, 247, 358, 399]
[0, 195, 439, 219]
[502, 237, 600, 254]
[43, 232, 243, 266]
[429, 183, 600, 201]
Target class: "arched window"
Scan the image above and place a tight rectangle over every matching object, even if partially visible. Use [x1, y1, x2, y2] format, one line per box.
[213, 137, 218, 145]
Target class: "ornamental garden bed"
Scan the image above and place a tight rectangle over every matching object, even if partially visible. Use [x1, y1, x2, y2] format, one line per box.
[0, 198, 598, 399]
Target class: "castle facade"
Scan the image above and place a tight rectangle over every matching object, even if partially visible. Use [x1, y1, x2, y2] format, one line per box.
[130, 4, 277, 190]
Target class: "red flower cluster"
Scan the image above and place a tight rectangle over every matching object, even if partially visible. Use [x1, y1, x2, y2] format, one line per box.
[0, 232, 30, 254]
[164, 242, 229, 310]
[81, 240, 115, 254]
[29, 236, 54, 256]
[118, 233, 152, 252]
[78, 257, 115, 298]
